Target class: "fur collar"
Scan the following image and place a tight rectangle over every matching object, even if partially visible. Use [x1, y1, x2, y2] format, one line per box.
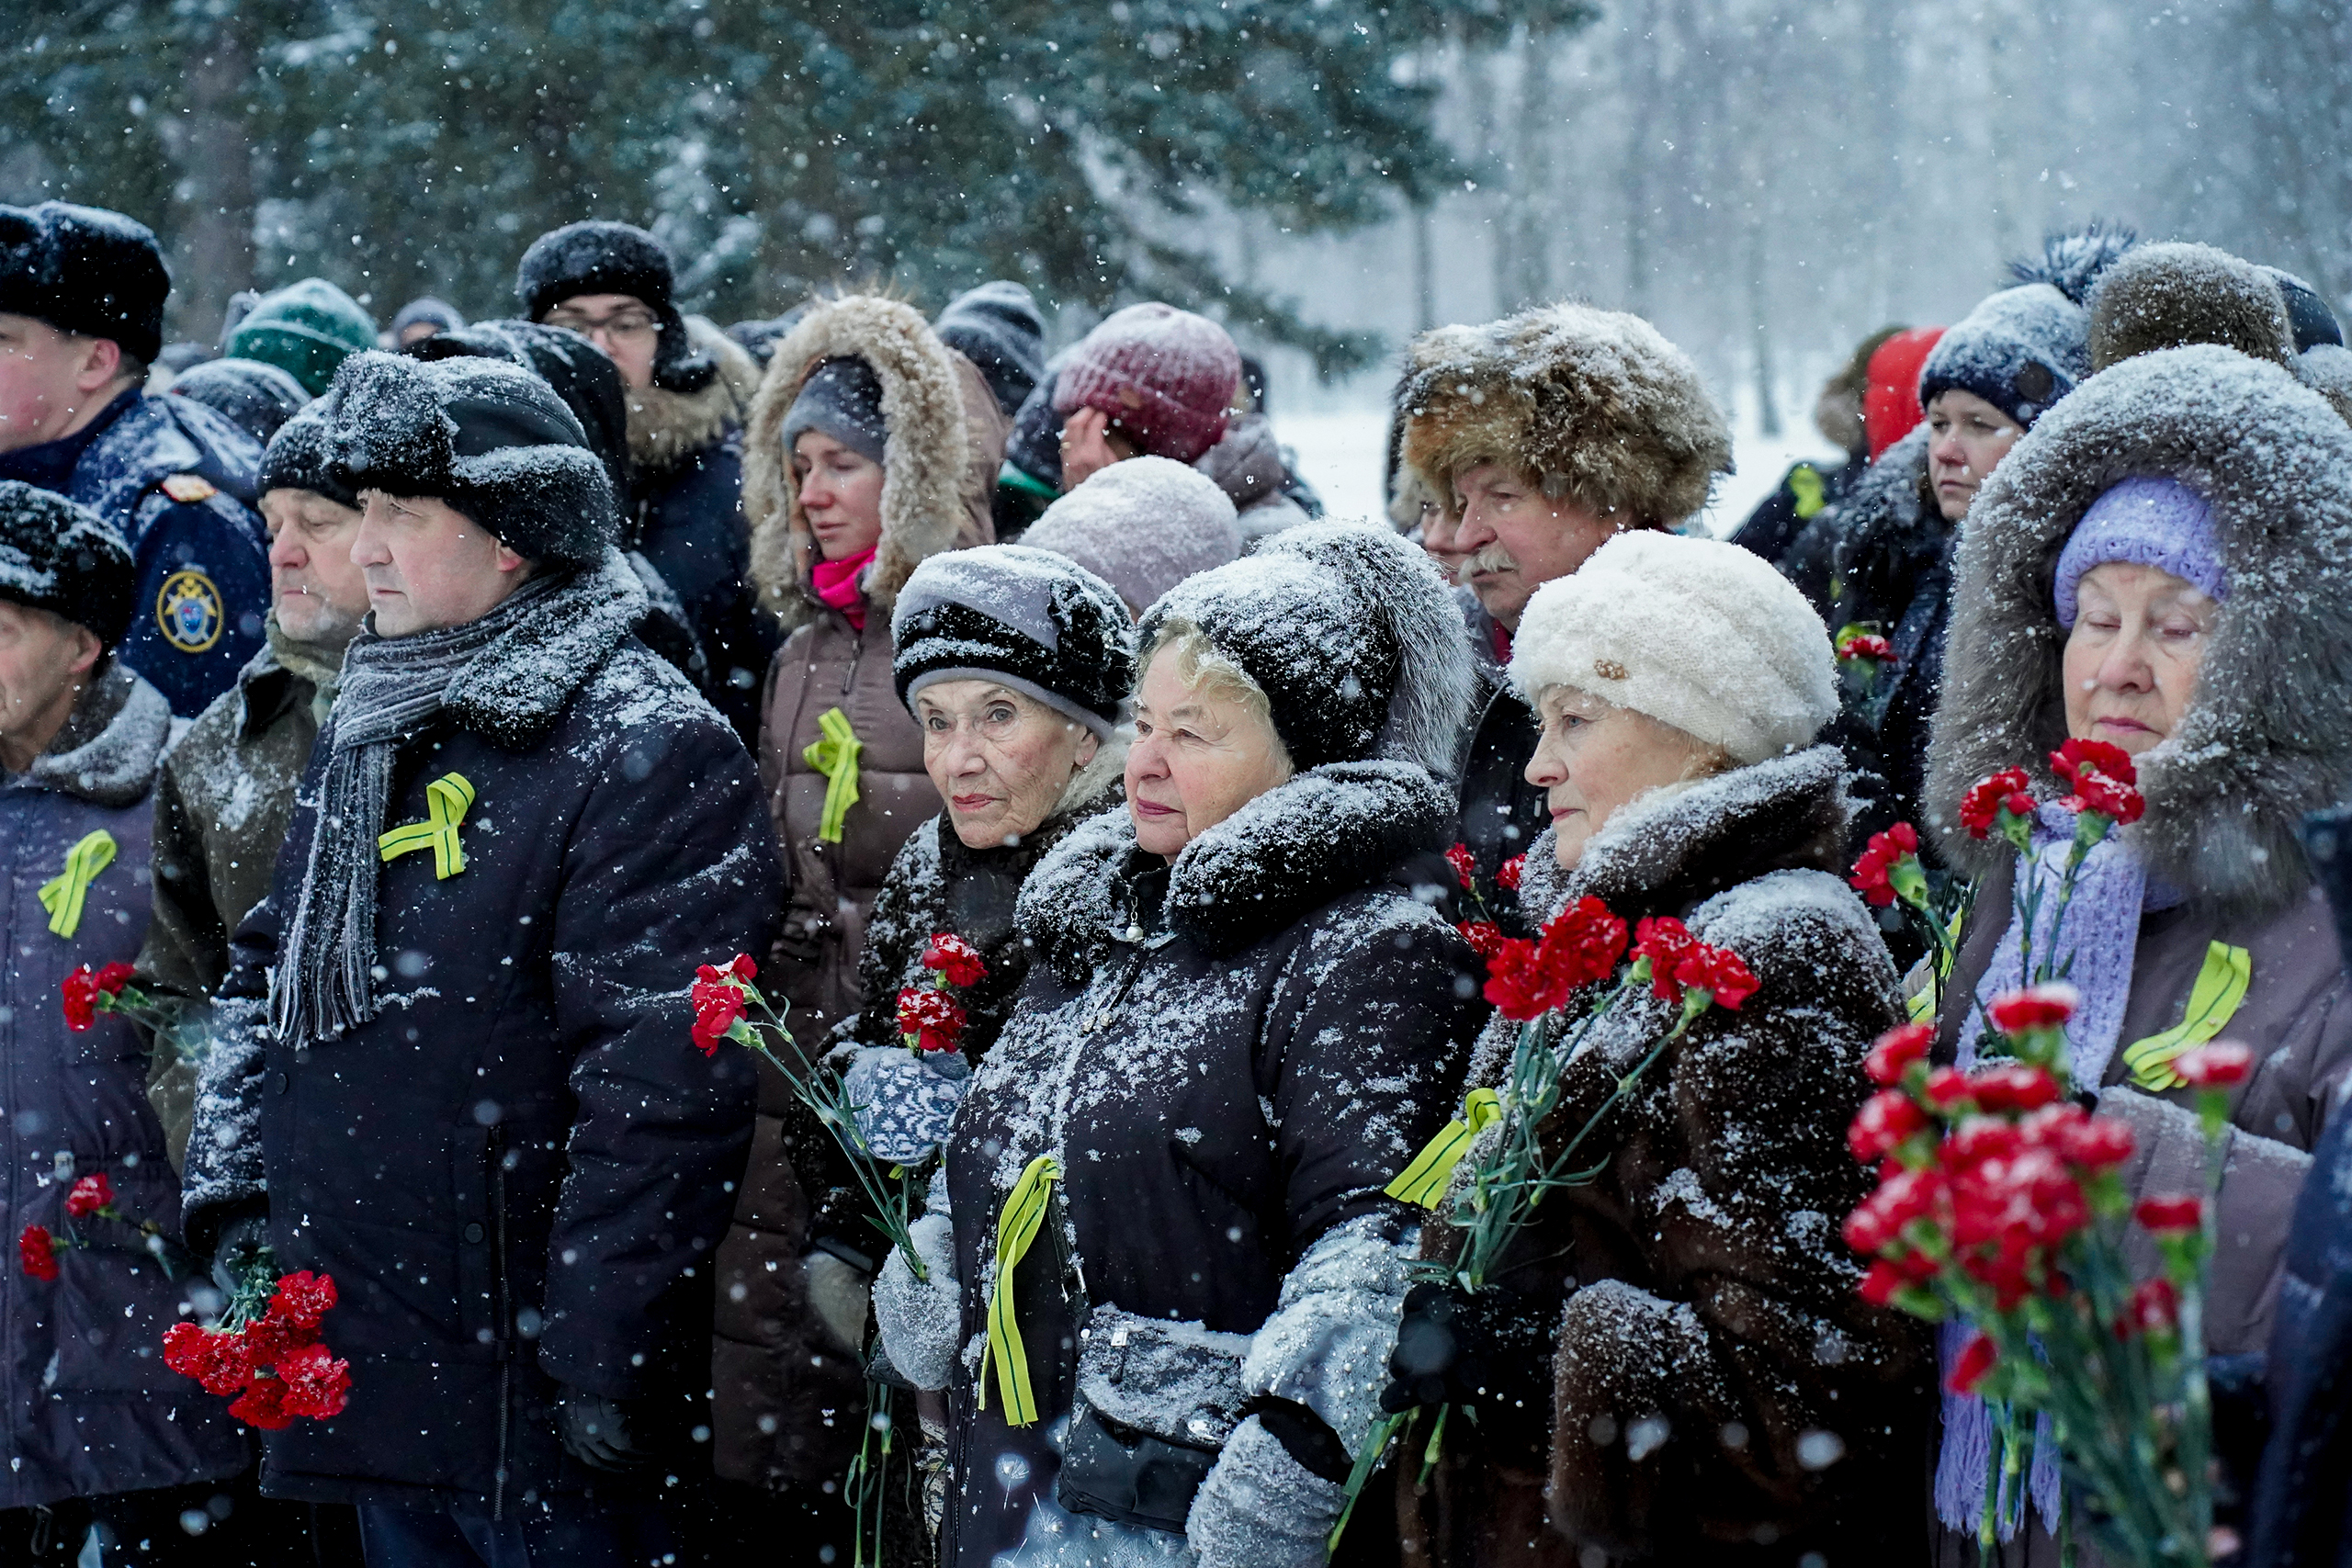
[17, 660, 171, 808]
[438, 548, 653, 750]
[1518, 745, 1850, 922]
[1019, 760, 1453, 977]
[742, 296, 973, 634]
[626, 316, 762, 474]
[1924, 344, 2352, 920]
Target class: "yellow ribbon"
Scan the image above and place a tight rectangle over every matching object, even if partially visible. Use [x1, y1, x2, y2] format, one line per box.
[2122, 942, 2252, 1091]
[1789, 462, 1827, 521]
[378, 773, 477, 880]
[1385, 1089, 1504, 1210]
[38, 829, 117, 938]
[978, 1155, 1062, 1427]
[802, 707, 863, 845]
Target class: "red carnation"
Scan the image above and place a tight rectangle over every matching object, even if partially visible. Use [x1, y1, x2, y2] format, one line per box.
[64, 1171, 113, 1221]
[1865, 1023, 1934, 1086]
[59, 962, 130, 1032]
[1970, 1063, 2064, 1114]
[2120, 1278, 2180, 1337]
[2175, 1043, 2254, 1089]
[1849, 823, 1922, 908]
[1838, 630, 1897, 664]
[897, 987, 967, 1054]
[1946, 1331, 1998, 1394]
[1456, 920, 1507, 960]
[2019, 1103, 2135, 1169]
[229, 1375, 295, 1430]
[266, 1271, 338, 1337]
[1677, 943, 1759, 1010]
[1496, 855, 1525, 892]
[1985, 984, 2077, 1035]
[17, 1224, 57, 1281]
[1632, 917, 1699, 1003]
[689, 967, 750, 1056]
[2052, 738, 2145, 826]
[922, 933, 989, 988]
[1538, 897, 1631, 992]
[1444, 842, 1477, 891]
[1848, 1089, 1928, 1163]
[1858, 1258, 1908, 1306]
[2134, 1195, 2203, 1235]
[1959, 768, 2037, 840]
[1924, 1066, 1976, 1111]
[272, 1343, 352, 1420]
[1483, 938, 1566, 1021]
[163, 1322, 254, 1396]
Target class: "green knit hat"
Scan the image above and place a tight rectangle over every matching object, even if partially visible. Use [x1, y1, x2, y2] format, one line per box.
[225, 277, 378, 398]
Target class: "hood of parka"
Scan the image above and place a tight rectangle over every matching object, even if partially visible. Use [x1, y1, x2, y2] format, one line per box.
[743, 295, 973, 633]
[1923, 344, 2352, 920]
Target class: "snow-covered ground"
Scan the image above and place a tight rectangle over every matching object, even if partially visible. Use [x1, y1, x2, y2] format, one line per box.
[1271, 405, 1842, 540]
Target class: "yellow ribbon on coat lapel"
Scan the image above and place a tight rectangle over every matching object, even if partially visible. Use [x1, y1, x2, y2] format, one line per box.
[2121, 941, 2252, 1091]
[803, 706, 863, 845]
[378, 773, 477, 880]
[1384, 1088, 1504, 1209]
[978, 1155, 1062, 1427]
[38, 829, 117, 938]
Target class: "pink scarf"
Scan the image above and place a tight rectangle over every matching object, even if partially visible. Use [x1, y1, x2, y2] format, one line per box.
[811, 545, 876, 632]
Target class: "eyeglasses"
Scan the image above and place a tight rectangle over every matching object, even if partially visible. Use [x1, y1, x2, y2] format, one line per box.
[545, 308, 660, 341]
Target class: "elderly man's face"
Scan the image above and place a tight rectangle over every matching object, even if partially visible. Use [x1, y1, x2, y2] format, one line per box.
[1447, 463, 1623, 632]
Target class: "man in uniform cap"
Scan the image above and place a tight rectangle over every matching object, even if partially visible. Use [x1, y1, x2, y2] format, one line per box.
[0, 201, 271, 718]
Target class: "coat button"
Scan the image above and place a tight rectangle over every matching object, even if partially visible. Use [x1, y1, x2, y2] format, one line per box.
[272, 1072, 289, 1096]
[463, 1223, 486, 1244]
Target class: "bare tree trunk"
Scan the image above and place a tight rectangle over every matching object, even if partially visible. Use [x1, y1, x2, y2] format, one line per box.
[1620, 0, 1662, 318]
[1747, 216, 1780, 437]
[1415, 203, 1438, 331]
[170, 17, 257, 345]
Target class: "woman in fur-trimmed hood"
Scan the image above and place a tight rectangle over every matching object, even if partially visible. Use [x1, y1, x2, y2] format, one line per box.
[1918, 343, 2352, 1564]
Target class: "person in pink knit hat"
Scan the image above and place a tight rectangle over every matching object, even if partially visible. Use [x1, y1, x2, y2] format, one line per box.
[1052, 301, 1241, 487]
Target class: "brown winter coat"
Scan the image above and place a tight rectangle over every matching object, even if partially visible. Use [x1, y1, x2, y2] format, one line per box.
[1402, 746, 1933, 1568]
[713, 295, 1006, 1492]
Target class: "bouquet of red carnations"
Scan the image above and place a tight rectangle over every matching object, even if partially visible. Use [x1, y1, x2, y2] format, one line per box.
[163, 1264, 349, 1428]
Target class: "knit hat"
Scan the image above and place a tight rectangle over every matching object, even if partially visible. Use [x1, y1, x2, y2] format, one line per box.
[0, 202, 170, 367]
[514, 220, 715, 396]
[1054, 304, 1239, 465]
[324, 350, 616, 569]
[405, 319, 634, 500]
[1020, 456, 1240, 614]
[224, 278, 379, 399]
[0, 480, 136, 648]
[2086, 243, 2297, 374]
[1138, 521, 1473, 776]
[1510, 532, 1838, 766]
[2052, 477, 2228, 630]
[1918, 227, 2140, 429]
[780, 355, 888, 466]
[1001, 363, 1068, 498]
[892, 545, 1136, 739]
[1864, 327, 1946, 460]
[258, 401, 360, 510]
[390, 297, 467, 343]
[935, 281, 1046, 419]
[167, 356, 311, 447]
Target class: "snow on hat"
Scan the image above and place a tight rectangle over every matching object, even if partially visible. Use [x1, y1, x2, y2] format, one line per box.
[1020, 456, 1240, 615]
[1864, 327, 1945, 461]
[406, 319, 635, 499]
[0, 201, 170, 367]
[2052, 476, 2228, 630]
[225, 277, 379, 398]
[781, 355, 888, 466]
[390, 297, 467, 342]
[1919, 226, 2140, 429]
[1510, 532, 1838, 766]
[515, 220, 715, 396]
[892, 545, 1136, 739]
[324, 350, 616, 569]
[259, 401, 360, 510]
[0, 480, 136, 649]
[935, 281, 1046, 419]
[2087, 243, 2297, 374]
[168, 356, 311, 448]
[1054, 303, 1239, 465]
[1139, 521, 1473, 775]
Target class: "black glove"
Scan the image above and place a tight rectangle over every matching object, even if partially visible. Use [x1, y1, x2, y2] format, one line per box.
[556, 1385, 652, 1473]
[1382, 1280, 1557, 1456]
[209, 1213, 272, 1299]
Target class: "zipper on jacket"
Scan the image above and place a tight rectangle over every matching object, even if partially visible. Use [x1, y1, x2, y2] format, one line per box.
[486, 1122, 512, 1521]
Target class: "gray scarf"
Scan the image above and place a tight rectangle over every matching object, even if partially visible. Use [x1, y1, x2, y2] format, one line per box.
[270, 574, 564, 1047]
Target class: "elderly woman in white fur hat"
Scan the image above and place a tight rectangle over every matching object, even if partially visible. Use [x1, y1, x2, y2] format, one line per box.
[1393, 533, 1931, 1568]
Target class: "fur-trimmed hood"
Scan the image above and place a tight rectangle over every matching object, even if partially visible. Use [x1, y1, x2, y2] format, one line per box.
[626, 314, 763, 475]
[1396, 302, 1732, 528]
[1018, 759, 1452, 977]
[1924, 344, 2352, 919]
[743, 295, 975, 632]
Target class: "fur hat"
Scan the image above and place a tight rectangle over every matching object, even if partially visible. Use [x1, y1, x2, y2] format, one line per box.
[258, 401, 360, 510]
[892, 545, 1135, 739]
[1054, 304, 1239, 465]
[1918, 226, 2140, 429]
[2086, 243, 2297, 374]
[404, 318, 635, 500]
[1396, 303, 1732, 529]
[324, 350, 617, 569]
[224, 277, 379, 398]
[168, 357, 311, 448]
[1509, 532, 1838, 766]
[1138, 521, 1473, 775]
[0, 202, 169, 367]
[0, 480, 136, 648]
[1020, 456, 1240, 615]
[514, 220, 716, 397]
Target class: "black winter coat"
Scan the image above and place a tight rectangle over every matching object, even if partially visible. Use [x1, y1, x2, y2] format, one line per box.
[941, 761, 1485, 1565]
[186, 564, 776, 1513]
[633, 429, 778, 748]
[1453, 592, 1548, 933]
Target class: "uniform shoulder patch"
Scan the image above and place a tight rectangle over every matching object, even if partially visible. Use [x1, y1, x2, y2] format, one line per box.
[160, 473, 219, 504]
[156, 569, 224, 653]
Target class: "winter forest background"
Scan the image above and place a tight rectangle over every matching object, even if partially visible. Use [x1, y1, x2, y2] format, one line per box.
[6, 0, 2350, 520]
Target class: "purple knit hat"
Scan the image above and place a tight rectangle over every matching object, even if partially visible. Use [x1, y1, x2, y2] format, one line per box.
[2052, 476, 2229, 629]
[1053, 303, 1239, 464]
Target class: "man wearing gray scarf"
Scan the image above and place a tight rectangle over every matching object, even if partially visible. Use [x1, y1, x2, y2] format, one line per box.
[182, 350, 779, 1567]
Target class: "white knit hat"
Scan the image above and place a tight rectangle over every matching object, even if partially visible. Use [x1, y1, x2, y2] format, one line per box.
[1509, 532, 1838, 765]
[1020, 456, 1241, 614]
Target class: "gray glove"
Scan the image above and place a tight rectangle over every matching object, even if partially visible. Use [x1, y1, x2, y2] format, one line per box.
[556, 1386, 651, 1473]
[872, 1211, 961, 1392]
[209, 1213, 271, 1299]
[1186, 1416, 1347, 1568]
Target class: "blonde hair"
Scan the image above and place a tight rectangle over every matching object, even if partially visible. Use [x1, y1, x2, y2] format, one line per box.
[1140, 618, 1291, 769]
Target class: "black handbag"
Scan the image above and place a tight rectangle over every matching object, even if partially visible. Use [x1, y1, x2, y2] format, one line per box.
[1053, 1305, 1252, 1534]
